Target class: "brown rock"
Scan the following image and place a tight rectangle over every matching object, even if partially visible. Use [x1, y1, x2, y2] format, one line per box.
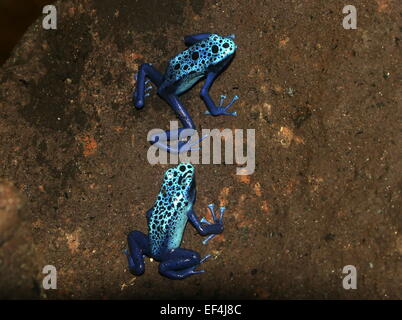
[0, 180, 24, 244]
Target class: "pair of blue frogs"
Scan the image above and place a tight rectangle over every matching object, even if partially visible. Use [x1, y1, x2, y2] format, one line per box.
[125, 33, 239, 280]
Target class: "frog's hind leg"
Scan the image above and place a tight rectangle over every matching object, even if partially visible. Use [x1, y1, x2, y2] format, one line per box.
[133, 63, 164, 109]
[159, 248, 210, 280]
[151, 92, 207, 153]
[125, 230, 150, 276]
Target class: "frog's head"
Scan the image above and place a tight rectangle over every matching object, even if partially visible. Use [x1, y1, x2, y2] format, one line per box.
[159, 162, 196, 210]
[207, 34, 237, 66]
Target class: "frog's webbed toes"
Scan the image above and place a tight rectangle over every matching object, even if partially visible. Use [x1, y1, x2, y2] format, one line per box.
[133, 75, 153, 105]
[201, 204, 226, 245]
[207, 203, 225, 223]
[188, 254, 211, 274]
[204, 95, 239, 116]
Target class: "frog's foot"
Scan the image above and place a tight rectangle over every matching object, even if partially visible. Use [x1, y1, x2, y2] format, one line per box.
[201, 204, 225, 245]
[133, 75, 153, 105]
[204, 95, 239, 116]
[126, 231, 148, 276]
[159, 249, 207, 280]
[133, 64, 162, 109]
[144, 80, 153, 97]
[152, 132, 208, 154]
[180, 253, 212, 276]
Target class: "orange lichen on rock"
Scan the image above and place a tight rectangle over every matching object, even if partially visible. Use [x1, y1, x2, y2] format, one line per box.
[213, 233, 225, 243]
[65, 228, 81, 254]
[78, 135, 97, 157]
[375, 0, 391, 12]
[279, 37, 290, 47]
[219, 186, 231, 206]
[237, 174, 251, 184]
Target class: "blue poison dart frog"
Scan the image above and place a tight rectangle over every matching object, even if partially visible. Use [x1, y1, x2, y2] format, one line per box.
[124, 163, 226, 280]
[133, 33, 239, 153]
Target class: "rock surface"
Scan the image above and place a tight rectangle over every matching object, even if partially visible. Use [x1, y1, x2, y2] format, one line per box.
[0, 181, 24, 244]
[0, 0, 401, 298]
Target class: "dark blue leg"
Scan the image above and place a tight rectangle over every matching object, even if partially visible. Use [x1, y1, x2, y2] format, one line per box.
[200, 70, 239, 116]
[159, 248, 211, 280]
[133, 63, 164, 109]
[200, 204, 226, 244]
[125, 231, 150, 276]
[187, 205, 225, 244]
[184, 33, 211, 46]
[151, 91, 207, 153]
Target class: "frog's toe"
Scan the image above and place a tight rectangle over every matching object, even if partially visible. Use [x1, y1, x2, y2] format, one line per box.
[200, 217, 211, 225]
[219, 206, 226, 223]
[177, 134, 208, 153]
[209, 203, 226, 223]
[200, 254, 212, 264]
[202, 234, 217, 245]
[190, 268, 206, 275]
[224, 95, 239, 111]
[207, 203, 217, 221]
[205, 95, 239, 116]
[181, 265, 205, 277]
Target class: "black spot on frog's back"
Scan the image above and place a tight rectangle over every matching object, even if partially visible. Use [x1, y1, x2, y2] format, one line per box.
[192, 51, 199, 60]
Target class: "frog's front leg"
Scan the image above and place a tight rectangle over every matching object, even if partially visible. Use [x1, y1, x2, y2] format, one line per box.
[125, 230, 150, 275]
[152, 90, 206, 153]
[187, 205, 224, 243]
[201, 70, 239, 116]
[158, 248, 211, 280]
[133, 63, 164, 109]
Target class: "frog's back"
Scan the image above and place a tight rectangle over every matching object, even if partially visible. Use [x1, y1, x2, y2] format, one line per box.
[148, 206, 188, 258]
[164, 35, 235, 94]
[148, 181, 193, 258]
